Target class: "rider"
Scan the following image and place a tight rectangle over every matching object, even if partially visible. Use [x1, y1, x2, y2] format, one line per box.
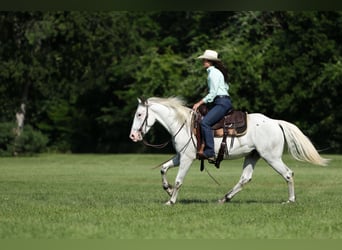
[192, 49, 233, 163]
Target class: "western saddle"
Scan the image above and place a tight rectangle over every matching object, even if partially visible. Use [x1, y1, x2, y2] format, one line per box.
[193, 104, 248, 170]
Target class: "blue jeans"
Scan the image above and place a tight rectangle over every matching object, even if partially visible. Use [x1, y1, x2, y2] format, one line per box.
[200, 97, 232, 157]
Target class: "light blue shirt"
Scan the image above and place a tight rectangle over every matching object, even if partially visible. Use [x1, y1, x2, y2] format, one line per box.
[202, 66, 229, 103]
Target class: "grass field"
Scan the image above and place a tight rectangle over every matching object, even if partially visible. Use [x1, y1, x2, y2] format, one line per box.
[0, 153, 341, 239]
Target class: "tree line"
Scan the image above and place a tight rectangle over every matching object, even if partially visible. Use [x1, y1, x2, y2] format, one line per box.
[0, 11, 341, 155]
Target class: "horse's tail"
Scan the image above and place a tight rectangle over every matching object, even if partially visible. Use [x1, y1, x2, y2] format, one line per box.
[278, 120, 329, 166]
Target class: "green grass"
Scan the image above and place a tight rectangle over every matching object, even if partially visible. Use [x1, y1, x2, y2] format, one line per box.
[0, 153, 341, 239]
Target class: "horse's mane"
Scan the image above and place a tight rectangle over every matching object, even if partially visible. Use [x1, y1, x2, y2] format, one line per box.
[147, 97, 190, 123]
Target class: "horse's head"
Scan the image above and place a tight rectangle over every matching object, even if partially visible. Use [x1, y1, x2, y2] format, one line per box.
[129, 98, 157, 142]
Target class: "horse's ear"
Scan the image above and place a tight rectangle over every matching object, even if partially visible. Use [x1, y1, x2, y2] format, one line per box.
[138, 97, 147, 105]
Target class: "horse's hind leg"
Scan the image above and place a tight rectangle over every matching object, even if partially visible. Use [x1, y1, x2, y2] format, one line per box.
[161, 154, 180, 196]
[219, 151, 260, 203]
[264, 157, 295, 203]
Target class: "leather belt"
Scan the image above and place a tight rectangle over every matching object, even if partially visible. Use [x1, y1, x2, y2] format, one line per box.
[214, 95, 230, 100]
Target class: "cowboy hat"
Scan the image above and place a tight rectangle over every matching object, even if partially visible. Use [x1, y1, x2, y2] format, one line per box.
[197, 49, 221, 61]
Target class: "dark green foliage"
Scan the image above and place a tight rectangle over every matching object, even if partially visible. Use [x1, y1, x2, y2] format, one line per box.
[0, 122, 48, 156]
[0, 122, 16, 156]
[219, 12, 342, 151]
[12, 125, 48, 155]
[0, 11, 341, 153]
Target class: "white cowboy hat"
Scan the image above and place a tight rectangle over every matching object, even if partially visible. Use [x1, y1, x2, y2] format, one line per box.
[197, 49, 221, 61]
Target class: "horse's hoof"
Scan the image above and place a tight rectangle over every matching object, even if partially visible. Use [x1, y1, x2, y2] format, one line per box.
[218, 199, 225, 204]
[165, 200, 174, 206]
[282, 200, 295, 205]
[218, 195, 231, 204]
[218, 197, 229, 204]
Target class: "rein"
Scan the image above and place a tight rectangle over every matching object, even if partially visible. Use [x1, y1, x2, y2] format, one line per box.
[143, 122, 186, 149]
[142, 139, 171, 149]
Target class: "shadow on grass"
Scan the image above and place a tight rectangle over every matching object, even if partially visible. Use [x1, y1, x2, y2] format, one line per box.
[230, 199, 295, 205]
[177, 198, 289, 205]
[178, 199, 210, 204]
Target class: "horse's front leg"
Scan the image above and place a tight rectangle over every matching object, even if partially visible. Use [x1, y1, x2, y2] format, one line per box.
[161, 154, 180, 196]
[166, 156, 194, 205]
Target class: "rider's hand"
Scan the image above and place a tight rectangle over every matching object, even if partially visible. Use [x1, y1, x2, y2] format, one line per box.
[192, 100, 204, 111]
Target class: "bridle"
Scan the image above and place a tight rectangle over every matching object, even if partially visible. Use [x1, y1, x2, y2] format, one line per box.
[137, 102, 190, 150]
[137, 103, 150, 139]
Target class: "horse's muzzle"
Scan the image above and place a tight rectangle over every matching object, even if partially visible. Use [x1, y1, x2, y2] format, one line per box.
[129, 131, 142, 142]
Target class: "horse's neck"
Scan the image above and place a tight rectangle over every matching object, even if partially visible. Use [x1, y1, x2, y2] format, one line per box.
[150, 104, 186, 136]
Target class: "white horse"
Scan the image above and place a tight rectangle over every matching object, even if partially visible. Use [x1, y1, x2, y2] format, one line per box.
[129, 97, 329, 205]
